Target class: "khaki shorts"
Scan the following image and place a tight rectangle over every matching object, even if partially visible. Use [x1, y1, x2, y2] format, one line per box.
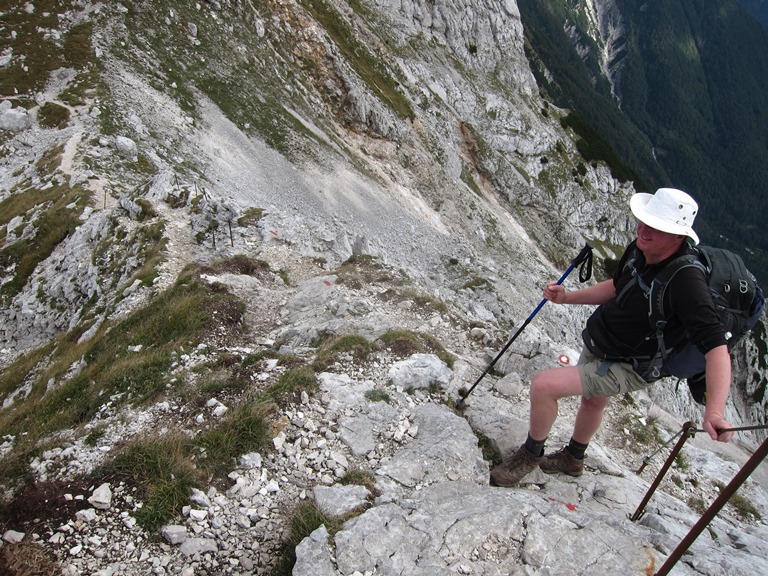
[577, 347, 650, 399]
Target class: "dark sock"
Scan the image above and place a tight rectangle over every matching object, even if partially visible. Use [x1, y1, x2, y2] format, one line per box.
[524, 433, 546, 457]
[566, 438, 588, 460]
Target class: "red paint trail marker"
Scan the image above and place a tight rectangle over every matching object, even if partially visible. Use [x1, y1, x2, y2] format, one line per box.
[548, 497, 577, 511]
[558, 354, 571, 365]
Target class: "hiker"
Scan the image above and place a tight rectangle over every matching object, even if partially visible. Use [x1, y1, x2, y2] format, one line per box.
[490, 187, 735, 487]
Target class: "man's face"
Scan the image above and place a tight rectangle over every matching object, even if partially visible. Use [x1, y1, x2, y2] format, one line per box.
[636, 220, 685, 261]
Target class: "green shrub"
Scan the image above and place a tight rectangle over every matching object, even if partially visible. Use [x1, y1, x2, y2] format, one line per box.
[37, 102, 71, 129]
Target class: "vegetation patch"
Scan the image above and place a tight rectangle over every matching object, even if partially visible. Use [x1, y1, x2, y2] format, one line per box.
[237, 207, 267, 227]
[0, 265, 246, 488]
[376, 330, 454, 368]
[0, 540, 61, 576]
[618, 414, 663, 447]
[271, 500, 362, 576]
[264, 366, 318, 404]
[312, 334, 372, 371]
[340, 467, 379, 496]
[364, 389, 391, 403]
[0, 184, 89, 301]
[99, 435, 198, 531]
[714, 480, 763, 522]
[37, 102, 71, 129]
[0, 4, 94, 95]
[334, 254, 400, 288]
[207, 253, 271, 276]
[299, 0, 414, 120]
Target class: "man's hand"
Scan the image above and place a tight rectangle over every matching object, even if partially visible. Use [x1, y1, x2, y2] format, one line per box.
[703, 413, 734, 443]
[543, 281, 567, 304]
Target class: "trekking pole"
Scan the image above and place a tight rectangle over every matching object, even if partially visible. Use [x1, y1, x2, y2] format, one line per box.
[630, 421, 696, 521]
[455, 242, 593, 409]
[655, 435, 768, 576]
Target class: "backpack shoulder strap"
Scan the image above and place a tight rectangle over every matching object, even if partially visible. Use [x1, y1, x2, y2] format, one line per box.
[647, 249, 708, 327]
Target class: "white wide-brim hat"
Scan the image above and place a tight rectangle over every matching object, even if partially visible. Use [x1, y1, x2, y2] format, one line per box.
[630, 187, 700, 245]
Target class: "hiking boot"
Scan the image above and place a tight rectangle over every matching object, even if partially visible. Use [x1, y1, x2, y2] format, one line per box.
[489, 445, 542, 487]
[539, 447, 585, 477]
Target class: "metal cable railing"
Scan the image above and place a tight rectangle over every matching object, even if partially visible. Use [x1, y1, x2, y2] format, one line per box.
[628, 421, 768, 576]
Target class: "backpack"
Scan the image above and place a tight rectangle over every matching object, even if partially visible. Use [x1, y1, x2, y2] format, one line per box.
[620, 245, 764, 384]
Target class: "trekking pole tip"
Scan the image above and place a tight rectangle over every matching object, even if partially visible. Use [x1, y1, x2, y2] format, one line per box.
[454, 387, 469, 410]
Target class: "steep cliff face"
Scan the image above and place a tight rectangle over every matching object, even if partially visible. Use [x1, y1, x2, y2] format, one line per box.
[2, 0, 765, 435]
[0, 0, 635, 360]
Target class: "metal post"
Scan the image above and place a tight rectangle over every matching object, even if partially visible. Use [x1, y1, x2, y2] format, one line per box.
[630, 421, 695, 521]
[655, 435, 768, 576]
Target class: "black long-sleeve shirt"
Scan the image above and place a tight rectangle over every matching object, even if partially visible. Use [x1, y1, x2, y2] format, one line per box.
[585, 240, 726, 360]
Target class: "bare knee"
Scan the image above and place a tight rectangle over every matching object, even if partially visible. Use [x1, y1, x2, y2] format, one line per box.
[530, 367, 582, 401]
[581, 394, 610, 412]
[530, 370, 552, 399]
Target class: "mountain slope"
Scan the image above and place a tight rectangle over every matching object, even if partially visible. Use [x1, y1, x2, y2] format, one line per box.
[739, 0, 768, 28]
[1, 1, 768, 575]
[519, 0, 768, 285]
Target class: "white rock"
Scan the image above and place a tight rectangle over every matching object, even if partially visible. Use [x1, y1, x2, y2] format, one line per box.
[75, 508, 98, 522]
[239, 452, 263, 470]
[115, 135, 137, 159]
[3, 529, 25, 543]
[190, 488, 211, 508]
[161, 525, 188, 545]
[88, 483, 112, 510]
[179, 537, 218, 557]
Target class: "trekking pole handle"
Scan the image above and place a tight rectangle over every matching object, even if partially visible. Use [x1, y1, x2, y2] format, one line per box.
[528, 242, 594, 320]
[572, 241, 594, 268]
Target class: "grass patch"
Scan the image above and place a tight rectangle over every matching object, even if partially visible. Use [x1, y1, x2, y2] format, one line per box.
[37, 102, 71, 129]
[619, 414, 663, 446]
[208, 254, 271, 276]
[0, 541, 61, 576]
[364, 389, 391, 403]
[473, 428, 502, 467]
[376, 330, 454, 368]
[264, 367, 318, 402]
[714, 480, 763, 522]
[99, 435, 199, 531]
[237, 207, 267, 227]
[95, 401, 271, 531]
[0, 265, 245, 477]
[271, 500, 360, 576]
[395, 287, 449, 314]
[339, 468, 377, 493]
[334, 254, 401, 288]
[687, 495, 708, 515]
[298, 0, 413, 120]
[462, 277, 492, 291]
[312, 335, 372, 371]
[194, 403, 272, 478]
[0, 5, 93, 95]
[0, 184, 89, 301]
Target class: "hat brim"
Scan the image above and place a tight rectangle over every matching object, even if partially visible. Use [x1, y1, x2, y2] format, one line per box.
[630, 193, 700, 245]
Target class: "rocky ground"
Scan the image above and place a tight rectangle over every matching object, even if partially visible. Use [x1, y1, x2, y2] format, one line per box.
[2, 2, 768, 574]
[2, 231, 768, 576]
